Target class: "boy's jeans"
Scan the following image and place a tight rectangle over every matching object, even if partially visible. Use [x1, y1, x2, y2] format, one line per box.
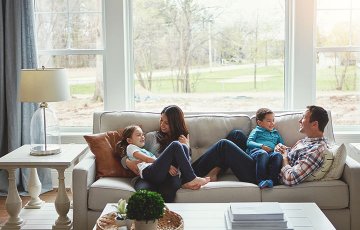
[249, 148, 283, 185]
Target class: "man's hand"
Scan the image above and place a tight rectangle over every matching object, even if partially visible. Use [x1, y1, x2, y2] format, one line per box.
[275, 144, 290, 167]
[275, 143, 289, 155]
[261, 145, 272, 153]
[126, 158, 140, 175]
[168, 165, 179, 176]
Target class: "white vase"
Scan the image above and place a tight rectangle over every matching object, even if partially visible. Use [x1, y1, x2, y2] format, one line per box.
[134, 219, 158, 230]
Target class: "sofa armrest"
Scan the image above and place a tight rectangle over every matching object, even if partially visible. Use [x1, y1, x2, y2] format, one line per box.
[72, 151, 96, 230]
[342, 156, 360, 230]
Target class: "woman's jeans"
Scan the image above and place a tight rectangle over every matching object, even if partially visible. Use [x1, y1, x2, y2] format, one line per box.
[192, 130, 257, 184]
[249, 148, 283, 185]
[134, 141, 192, 202]
[142, 141, 196, 184]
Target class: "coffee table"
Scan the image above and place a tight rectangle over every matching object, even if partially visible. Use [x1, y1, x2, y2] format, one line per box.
[0, 144, 88, 230]
[95, 202, 335, 230]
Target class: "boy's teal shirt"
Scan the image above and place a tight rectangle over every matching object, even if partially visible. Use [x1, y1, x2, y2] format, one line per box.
[246, 125, 284, 152]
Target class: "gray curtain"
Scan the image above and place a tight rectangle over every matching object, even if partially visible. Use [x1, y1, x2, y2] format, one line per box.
[0, 0, 53, 195]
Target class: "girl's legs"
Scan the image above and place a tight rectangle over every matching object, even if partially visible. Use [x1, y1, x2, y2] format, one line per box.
[192, 139, 256, 183]
[267, 151, 283, 185]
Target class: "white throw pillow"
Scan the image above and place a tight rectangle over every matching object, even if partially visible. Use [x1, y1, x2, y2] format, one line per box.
[305, 146, 334, 182]
[322, 144, 347, 181]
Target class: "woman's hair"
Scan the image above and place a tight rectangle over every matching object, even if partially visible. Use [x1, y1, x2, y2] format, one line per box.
[116, 125, 140, 158]
[156, 105, 189, 153]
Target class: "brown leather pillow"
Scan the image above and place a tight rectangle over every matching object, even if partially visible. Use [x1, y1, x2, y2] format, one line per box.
[84, 130, 135, 179]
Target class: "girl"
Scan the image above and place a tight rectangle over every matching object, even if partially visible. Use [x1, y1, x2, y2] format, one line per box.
[119, 125, 209, 190]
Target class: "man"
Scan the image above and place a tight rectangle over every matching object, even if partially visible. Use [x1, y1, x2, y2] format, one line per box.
[275, 105, 330, 186]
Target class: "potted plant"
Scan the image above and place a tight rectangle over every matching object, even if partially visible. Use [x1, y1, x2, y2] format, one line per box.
[126, 190, 165, 230]
[115, 199, 131, 228]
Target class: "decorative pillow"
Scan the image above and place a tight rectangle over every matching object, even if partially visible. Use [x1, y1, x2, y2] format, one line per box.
[305, 146, 334, 182]
[84, 130, 135, 179]
[322, 144, 347, 181]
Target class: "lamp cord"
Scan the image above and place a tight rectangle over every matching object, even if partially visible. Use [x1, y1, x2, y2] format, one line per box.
[42, 104, 47, 151]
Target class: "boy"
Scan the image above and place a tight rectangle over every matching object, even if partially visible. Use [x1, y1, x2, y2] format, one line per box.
[247, 108, 283, 188]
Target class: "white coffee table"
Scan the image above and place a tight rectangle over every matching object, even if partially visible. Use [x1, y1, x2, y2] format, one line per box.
[0, 144, 88, 230]
[96, 202, 335, 230]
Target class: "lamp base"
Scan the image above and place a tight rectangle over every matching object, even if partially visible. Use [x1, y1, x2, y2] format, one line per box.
[30, 144, 61, 156]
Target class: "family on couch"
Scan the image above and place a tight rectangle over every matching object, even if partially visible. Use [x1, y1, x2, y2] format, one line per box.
[120, 104, 330, 203]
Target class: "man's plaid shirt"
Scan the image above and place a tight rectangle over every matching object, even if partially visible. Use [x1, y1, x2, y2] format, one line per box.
[280, 137, 329, 186]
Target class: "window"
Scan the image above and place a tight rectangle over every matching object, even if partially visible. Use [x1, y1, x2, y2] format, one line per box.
[33, 1, 359, 131]
[316, 0, 360, 127]
[34, 0, 104, 127]
[132, 0, 286, 112]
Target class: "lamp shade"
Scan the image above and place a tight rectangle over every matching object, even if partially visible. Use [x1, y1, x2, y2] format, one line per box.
[19, 68, 70, 102]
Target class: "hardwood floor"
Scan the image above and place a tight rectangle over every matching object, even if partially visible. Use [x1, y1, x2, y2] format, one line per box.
[0, 189, 72, 226]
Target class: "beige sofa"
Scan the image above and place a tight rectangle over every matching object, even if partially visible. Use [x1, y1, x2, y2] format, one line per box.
[73, 111, 360, 230]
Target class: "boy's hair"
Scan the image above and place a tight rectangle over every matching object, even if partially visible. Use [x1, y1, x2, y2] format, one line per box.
[116, 125, 140, 158]
[256, 108, 274, 121]
[307, 105, 329, 132]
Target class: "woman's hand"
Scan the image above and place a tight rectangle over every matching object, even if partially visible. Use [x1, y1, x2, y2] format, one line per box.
[179, 134, 190, 147]
[125, 158, 140, 175]
[168, 165, 179, 176]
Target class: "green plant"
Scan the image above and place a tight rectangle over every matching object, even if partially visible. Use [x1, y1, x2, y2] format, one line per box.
[126, 190, 165, 221]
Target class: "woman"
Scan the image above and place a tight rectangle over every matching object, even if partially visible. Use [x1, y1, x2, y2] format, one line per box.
[119, 125, 209, 189]
[124, 105, 196, 202]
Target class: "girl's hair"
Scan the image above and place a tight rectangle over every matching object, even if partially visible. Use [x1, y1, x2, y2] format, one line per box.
[116, 125, 140, 158]
[156, 105, 189, 152]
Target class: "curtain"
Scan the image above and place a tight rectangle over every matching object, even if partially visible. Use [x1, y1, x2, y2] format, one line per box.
[0, 0, 53, 195]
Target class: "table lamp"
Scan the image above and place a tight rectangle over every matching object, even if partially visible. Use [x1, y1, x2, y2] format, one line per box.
[19, 67, 70, 156]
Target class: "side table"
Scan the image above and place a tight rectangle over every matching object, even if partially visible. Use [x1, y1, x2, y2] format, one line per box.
[349, 143, 360, 163]
[0, 144, 88, 230]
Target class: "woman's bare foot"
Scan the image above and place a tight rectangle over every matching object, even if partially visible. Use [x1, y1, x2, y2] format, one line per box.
[206, 167, 221, 182]
[182, 177, 210, 190]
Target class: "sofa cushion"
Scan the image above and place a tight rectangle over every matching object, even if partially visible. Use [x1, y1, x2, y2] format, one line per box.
[88, 177, 136, 211]
[176, 173, 260, 203]
[84, 131, 135, 179]
[261, 180, 349, 209]
[322, 144, 347, 181]
[305, 146, 334, 182]
[185, 114, 251, 161]
[175, 181, 261, 203]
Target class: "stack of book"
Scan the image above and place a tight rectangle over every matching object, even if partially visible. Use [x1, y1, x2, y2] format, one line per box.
[224, 202, 293, 230]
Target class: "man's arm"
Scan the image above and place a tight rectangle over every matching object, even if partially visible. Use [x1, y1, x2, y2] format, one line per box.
[280, 145, 325, 186]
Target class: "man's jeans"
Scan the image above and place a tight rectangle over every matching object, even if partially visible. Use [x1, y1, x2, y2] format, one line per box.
[192, 130, 257, 184]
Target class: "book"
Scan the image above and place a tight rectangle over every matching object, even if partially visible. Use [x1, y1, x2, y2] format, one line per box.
[229, 202, 284, 221]
[224, 208, 293, 230]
